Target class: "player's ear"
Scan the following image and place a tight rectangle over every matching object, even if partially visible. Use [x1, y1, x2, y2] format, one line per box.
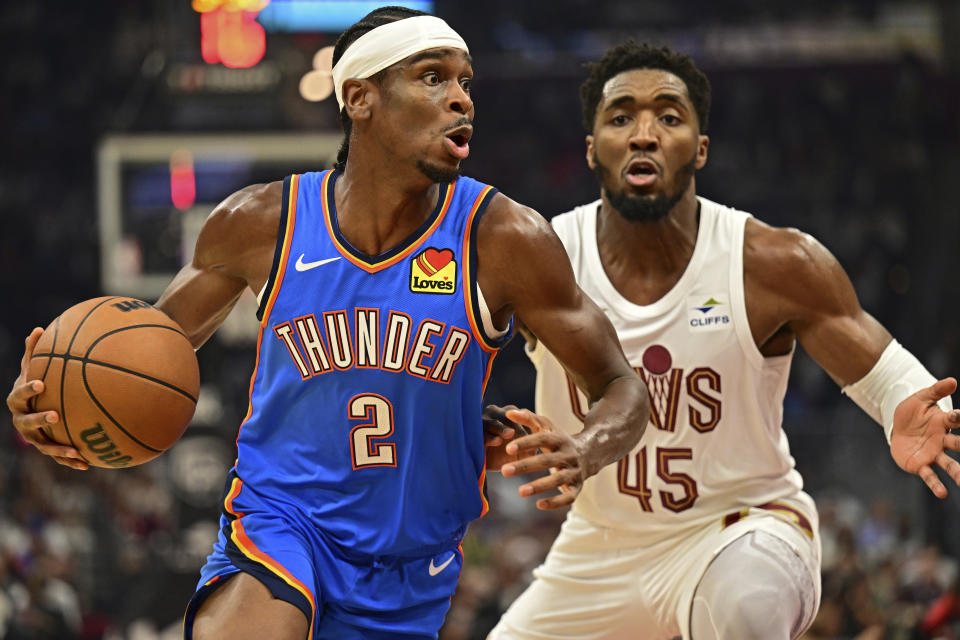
[695, 134, 709, 170]
[585, 135, 596, 170]
[342, 78, 375, 122]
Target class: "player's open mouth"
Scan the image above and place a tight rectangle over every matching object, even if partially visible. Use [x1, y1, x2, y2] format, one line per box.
[444, 125, 472, 160]
[625, 158, 659, 187]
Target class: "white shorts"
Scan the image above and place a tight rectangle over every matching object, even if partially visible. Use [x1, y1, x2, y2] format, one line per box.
[489, 496, 822, 640]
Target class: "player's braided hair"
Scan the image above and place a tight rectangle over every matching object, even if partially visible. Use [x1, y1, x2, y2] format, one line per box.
[580, 41, 711, 134]
[331, 5, 429, 172]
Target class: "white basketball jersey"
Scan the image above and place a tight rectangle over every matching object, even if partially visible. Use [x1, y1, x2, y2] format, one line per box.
[529, 197, 813, 542]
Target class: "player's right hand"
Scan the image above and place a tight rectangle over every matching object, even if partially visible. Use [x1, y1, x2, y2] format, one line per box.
[6, 328, 88, 470]
[501, 408, 586, 510]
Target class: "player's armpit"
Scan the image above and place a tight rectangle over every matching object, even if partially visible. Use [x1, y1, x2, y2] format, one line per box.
[743, 220, 892, 387]
[156, 181, 283, 348]
[475, 194, 649, 482]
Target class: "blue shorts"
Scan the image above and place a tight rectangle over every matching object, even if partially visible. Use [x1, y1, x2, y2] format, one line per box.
[183, 473, 464, 639]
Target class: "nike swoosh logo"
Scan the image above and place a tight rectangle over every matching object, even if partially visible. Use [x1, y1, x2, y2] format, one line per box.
[428, 553, 456, 577]
[295, 254, 341, 271]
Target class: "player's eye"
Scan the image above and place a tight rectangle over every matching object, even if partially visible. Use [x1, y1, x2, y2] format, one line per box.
[459, 77, 471, 93]
[611, 114, 630, 126]
[423, 71, 440, 85]
[661, 114, 680, 125]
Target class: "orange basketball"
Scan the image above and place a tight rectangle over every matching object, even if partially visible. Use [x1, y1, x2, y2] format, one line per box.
[26, 297, 199, 468]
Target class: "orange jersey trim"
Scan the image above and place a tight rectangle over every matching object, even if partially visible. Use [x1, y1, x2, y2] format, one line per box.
[460, 185, 499, 353]
[477, 466, 489, 518]
[476, 352, 499, 518]
[260, 174, 300, 329]
[236, 175, 299, 446]
[321, 171, 456, 273]
[224, 478, 317, 636]
[224, 476, 244, 515]
[203, 574, 222, 587]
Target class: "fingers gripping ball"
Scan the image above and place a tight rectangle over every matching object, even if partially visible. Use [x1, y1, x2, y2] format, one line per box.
[26, 297, 199, 468]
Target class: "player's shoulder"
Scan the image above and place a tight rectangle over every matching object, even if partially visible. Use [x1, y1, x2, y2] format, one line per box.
[475, 194, 603, 260]
[195, 181, 284, 266]
[743, 217, 838, 288]
[208, 181, 283, 229]
[478, 190, 553, 241]
[473, 191, 579, 286]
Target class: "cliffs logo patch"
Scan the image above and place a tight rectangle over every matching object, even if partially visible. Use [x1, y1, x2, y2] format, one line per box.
[410, 247, 457, 294]
[687, 295, 731, 332]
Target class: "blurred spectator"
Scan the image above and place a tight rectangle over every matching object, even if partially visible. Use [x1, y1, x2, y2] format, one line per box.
[920, 576, 960, 639]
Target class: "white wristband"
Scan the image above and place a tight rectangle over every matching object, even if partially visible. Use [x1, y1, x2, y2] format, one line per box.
[842, 340, 953, 444]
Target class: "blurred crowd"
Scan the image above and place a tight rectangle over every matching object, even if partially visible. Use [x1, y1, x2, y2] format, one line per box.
[3, 1, 960, 638]
[3, 444, 960, 639]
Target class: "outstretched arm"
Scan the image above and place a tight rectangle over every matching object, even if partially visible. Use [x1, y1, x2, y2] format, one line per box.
[744, 219, 959, 497]
[477, 194, 649, 509]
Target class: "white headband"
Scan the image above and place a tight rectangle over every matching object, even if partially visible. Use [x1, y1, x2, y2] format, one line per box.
[332, 15, 469, 111]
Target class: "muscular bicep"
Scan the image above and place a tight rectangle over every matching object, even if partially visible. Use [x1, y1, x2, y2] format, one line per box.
[156, 181, 282, 348]
[156, 263, 247, 349]
[750, 223, 891, 386]
[479, 198, 634, 400]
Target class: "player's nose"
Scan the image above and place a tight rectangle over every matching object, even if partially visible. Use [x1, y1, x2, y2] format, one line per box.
[628, 115, 659, 152]
[446, 82, 473, 115]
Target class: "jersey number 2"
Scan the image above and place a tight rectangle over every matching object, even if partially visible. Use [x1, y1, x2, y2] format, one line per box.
[349, 394, 397, 469]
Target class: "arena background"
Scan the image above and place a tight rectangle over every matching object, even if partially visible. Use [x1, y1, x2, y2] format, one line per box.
[2, 1, 960, 638]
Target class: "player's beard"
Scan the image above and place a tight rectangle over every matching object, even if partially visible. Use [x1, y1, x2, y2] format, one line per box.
[594, 151, 697, 222]
[417, 159, 460, 185]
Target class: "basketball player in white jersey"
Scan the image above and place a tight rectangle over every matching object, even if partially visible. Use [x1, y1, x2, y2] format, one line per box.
[487, 41, 960, 640]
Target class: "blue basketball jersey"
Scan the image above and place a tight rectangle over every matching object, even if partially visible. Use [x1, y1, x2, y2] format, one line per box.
[234, 170, 510, 560]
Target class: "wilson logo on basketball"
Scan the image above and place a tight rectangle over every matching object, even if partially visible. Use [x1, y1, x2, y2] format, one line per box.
[410, 247, 457, 294]
[80, 423, 133, 468]
[112, 299, 152, 313]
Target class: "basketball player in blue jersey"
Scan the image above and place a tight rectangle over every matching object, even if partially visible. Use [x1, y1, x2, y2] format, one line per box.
[6, 7, 650, 640]
[486, 42, 960, 639]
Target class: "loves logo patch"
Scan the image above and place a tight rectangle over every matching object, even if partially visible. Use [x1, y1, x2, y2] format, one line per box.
[410, 247, 457, 294]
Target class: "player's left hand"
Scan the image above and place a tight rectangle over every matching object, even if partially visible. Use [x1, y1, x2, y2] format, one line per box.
[891, 377, 960, 498]
[499, 408, 587, 510]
